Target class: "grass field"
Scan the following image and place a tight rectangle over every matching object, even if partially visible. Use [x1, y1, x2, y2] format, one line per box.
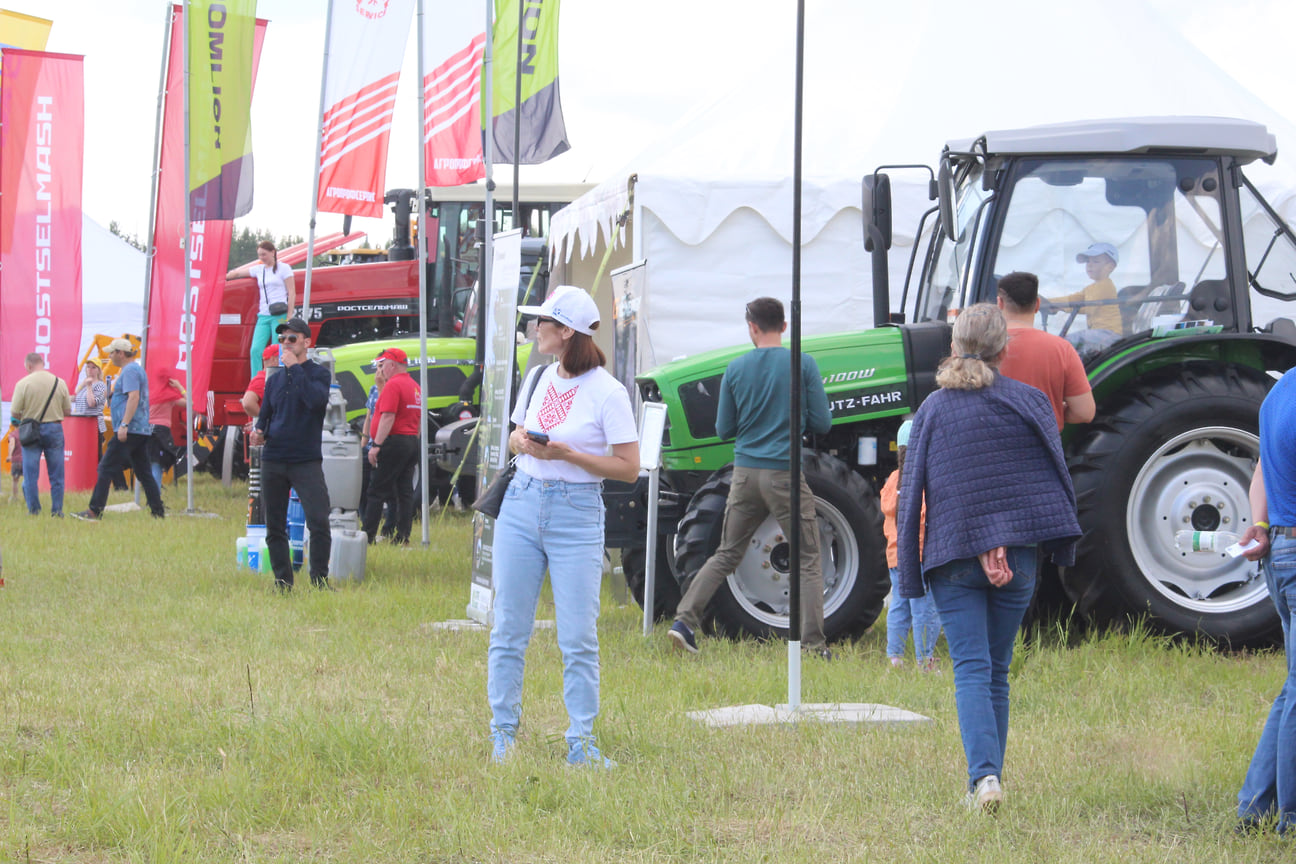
[0, 474, 1290, 862]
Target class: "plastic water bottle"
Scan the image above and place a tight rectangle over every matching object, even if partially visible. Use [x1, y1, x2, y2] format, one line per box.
[1175, 530, 1240, 552]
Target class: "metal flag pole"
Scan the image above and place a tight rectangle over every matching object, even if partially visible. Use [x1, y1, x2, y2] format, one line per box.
[415, 0, 431, 544]
[787, 0, 807, 710]
[512, 0, 523, 220]
[181, 0, 196, 514]
[140, 4, 172, 367]
[301, 0, 337, 317]
[478, 0, 495, 374]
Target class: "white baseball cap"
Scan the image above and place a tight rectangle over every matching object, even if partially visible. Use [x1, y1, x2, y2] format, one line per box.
[1076, 242, 1119, 265]
[518, 285, 600, 336]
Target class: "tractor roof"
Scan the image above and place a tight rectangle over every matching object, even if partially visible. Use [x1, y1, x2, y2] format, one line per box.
[947, 116, 1277, 165]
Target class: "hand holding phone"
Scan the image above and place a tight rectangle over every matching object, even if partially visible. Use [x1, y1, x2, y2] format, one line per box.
[526, 430, 550, 445]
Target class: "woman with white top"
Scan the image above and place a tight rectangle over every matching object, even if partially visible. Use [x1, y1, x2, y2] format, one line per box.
[227, 240, 296, 374]
[486, 286, 640, 768]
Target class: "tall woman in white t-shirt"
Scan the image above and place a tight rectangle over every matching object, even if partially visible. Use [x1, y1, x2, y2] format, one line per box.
[487, 286, 640, 768]
[226, 240, 296, 374]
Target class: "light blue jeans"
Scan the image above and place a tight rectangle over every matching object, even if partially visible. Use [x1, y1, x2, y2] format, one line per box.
[249, 312, 287, 374]
[887, 567, 941, 661]
[927, 545, 1036, 791]
[488, 470, 605, 745]
[1238, 532, 1296, 832]
[21, 421, 65, 515]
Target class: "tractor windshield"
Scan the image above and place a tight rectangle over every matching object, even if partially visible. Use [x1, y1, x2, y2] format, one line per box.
[984, 156, 1229, 356]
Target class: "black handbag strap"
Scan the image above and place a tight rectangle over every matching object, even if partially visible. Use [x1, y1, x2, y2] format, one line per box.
[31, 378, 59, 424]
[515, 363, 550, 419]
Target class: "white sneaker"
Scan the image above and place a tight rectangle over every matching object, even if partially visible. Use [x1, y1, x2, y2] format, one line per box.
[969, 774, 1003, 813]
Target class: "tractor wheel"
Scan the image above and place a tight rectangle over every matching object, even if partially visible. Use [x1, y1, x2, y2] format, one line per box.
[1064, 363, 1279, 647]
[673, 452, 889, 642]
[621, 542, 681, 622]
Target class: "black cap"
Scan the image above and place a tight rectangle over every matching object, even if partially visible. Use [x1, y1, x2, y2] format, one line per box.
[275, 317, 311, 337]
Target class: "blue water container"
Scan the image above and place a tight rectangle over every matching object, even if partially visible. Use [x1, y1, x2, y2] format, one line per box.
[287, 491, 305, 571]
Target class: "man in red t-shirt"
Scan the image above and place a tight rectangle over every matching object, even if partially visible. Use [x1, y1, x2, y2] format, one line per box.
[241, 344, 281, 420]
[996, 271, 1096, 431]
[362, 347, 423, 545]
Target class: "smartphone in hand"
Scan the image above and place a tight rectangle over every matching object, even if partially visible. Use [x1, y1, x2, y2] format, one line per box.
[526, 430, 550, 445]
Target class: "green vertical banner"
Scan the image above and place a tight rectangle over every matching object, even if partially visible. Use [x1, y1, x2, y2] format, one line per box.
[491, 0, 569, 164]
[188, 0, 256, 220]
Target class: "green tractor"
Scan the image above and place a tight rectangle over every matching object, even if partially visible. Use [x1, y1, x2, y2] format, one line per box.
[609, 117, 1296, 646]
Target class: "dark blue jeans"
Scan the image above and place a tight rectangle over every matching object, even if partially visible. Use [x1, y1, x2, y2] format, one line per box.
[1238, 533, 1296, 831]
[926, 545, 1036, 791]
[22, 421, 65, 515]
[89, 432, 164, 517]
[261, 459, 332, 588]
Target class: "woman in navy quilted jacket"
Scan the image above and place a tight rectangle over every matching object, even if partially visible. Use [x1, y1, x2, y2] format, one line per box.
[897, 303, 1080, 813]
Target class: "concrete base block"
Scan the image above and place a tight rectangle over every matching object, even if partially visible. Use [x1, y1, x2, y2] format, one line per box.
[686, 702, 931, 728]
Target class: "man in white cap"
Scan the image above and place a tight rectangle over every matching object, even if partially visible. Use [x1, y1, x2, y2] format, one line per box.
[74, 338, 165, 520]
[1043, 242, 1122, 334]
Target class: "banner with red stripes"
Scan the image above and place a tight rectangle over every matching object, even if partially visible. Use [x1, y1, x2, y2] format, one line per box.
[422, 5, 485, 187]
[316, 0, 415, 217]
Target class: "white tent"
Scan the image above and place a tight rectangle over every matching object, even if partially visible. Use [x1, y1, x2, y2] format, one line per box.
[81, 214, 147, 355]
[550, 0, 1296, 365]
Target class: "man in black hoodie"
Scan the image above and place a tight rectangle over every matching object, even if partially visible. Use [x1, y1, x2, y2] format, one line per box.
[251, 318, 332, 590]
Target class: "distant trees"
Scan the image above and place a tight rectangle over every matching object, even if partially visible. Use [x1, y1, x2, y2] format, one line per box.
[107, 220, 145, 252]
[228, 226, 308, 270]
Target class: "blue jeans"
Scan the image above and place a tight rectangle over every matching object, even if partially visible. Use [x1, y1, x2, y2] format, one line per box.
[249, 312, 287, 374]
[488, 471, 605, 744]
[887, 566, 941, 661]
[21, 421, 65, 515]
[1238, 533, 1296, 831]
[927, 545, 1036, 791]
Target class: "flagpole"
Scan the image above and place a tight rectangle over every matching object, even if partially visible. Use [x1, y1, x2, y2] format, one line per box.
[512, 0, 523, 220]
[181, 0, 196, 514]
[787, 0, 807, 709]
[479, 0, 493, 372]
[301, 0, 337, 318]
[140, 4, 173, 367]
[415, 0, 431, 544]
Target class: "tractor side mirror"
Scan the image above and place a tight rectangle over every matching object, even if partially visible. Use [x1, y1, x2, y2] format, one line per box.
[862, 173, 892, 253]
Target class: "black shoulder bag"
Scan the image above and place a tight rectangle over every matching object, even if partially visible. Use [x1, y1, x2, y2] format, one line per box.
[472, 364, 549, 519]
[18, 380, 60, 447]
[261, 268, 289, 317]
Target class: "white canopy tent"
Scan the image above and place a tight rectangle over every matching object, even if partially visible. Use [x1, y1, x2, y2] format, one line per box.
[550, 0, 1296, 365]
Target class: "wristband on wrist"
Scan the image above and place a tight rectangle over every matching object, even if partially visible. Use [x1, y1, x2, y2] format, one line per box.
[1255, 521, 1270, 530]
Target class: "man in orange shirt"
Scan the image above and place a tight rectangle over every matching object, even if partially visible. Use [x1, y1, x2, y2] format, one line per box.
[362, 347, 423, 546]
[996, 272, 1096, 431]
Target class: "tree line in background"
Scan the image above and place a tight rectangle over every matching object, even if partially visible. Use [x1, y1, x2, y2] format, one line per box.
[107, 222, 346, 270]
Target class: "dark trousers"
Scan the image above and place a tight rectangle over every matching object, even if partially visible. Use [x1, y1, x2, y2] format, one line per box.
[360, 446, 398, 538]
[362, 434, 418, 544]
[90, 432, 165, 517]
[262, 459, 332, 588]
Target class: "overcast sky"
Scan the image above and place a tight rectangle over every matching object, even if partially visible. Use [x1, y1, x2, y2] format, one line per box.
[9, 0, 1296, 247]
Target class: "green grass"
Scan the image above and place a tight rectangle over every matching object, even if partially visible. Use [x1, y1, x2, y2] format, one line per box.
[0, 475, 1290, 862]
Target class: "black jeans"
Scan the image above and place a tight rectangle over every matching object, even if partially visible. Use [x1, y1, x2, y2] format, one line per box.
[262, 459, 332, 588]
[89, 433, 165, 517]
[360, 445, 398, 538]
[362, 434, 418, 544]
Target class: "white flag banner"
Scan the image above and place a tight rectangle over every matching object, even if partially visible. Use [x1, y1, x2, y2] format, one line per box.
[316, 0, 415, 217]
[422, 1, 485, 187]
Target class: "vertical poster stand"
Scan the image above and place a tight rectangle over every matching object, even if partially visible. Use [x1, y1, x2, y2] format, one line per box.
[638, 400, 669, 637]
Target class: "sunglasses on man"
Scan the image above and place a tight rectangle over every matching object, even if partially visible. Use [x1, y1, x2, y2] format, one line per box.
[278, 334, 300, 344]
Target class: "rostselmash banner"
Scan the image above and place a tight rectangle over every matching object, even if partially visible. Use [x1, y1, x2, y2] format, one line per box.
[422, 3, 485, 187]
[146, 6, 265, 408]
[317, 0, 415, 217]
[187, 0, 257, 221]
[491, 0, 569, 164]
[0, 50, 84, 398]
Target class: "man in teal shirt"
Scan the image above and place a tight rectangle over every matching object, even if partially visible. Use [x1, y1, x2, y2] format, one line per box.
[669, 297, 833, 656]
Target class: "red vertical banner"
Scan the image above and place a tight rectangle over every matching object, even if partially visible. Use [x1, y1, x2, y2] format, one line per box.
[422, 3, 485, 187]
[146, 6, 265, 409]
[0, 49, 84, 397]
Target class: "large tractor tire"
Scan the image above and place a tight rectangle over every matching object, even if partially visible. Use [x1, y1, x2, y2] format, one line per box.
[1064, 363, 1279, 647]
[620, 542, 681, 622]
[673, 452, 889, 642]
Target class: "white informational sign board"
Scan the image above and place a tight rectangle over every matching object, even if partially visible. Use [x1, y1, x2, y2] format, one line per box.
[639, 400, 669, 636]
[467, 229, 523, 626]
[639, 401, 668, 471]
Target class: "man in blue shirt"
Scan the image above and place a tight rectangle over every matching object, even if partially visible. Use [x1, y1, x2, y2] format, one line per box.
[668, 298, 833, 656]
[74, 339, 165, 520]
[1236, 366, 1296, 834]
[251, 318, 333, 591]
